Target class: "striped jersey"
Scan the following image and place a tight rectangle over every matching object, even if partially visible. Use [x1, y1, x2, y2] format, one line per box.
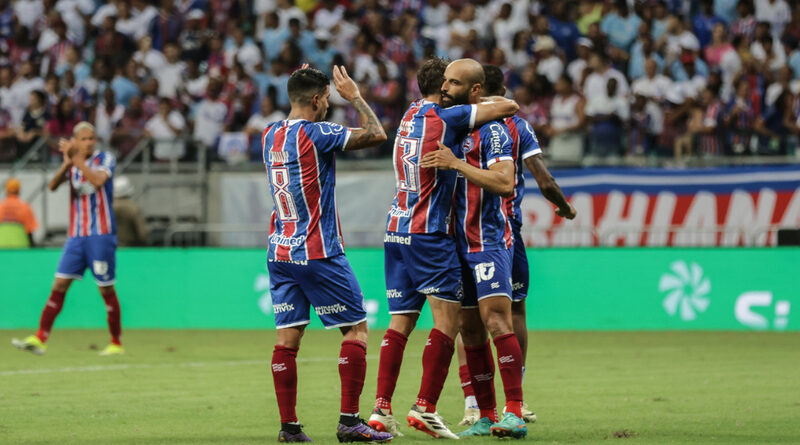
[453, 121, 514, 253]
[68, 151, 116, 238]
[262, 119, 352, 261]
[386, 99, 477, 234]
[505, 115, 542, 225]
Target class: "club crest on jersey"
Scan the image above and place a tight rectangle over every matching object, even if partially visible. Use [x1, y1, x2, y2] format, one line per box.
[462, 137, 475, 153]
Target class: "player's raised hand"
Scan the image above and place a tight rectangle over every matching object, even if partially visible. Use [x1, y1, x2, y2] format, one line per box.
[420, 142, 459, 170]
[300, 63, 309, 70]
[58, 138, 74, 166]
[333, 65, 361, 102]
[556, 203, 577, 220]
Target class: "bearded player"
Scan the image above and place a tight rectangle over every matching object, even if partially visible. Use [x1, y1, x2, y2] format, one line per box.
[263, 65, 393, 443]
[12, 122, 123, 356]
[421, 59, 526, 439]
[368, 57, 519, 439]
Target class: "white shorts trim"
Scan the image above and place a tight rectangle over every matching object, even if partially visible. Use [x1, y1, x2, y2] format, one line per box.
[276, 320, 311, 330]
[55, 273, 83, 280]
[389, 309, 422, 315]
[324, 317, 368, 330]
[95, 279, 116, 287]
[477, 293, 512, 302]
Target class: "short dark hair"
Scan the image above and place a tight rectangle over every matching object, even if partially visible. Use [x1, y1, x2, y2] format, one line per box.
[482, 64, 504, 96]
[417, 57, 448, 96]
[287, 68, 330, 104]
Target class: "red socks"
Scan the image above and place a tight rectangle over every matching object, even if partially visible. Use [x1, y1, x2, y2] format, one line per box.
[459, 364, 475, 398]
[493, 333, 524, 417]
[271, 345, 299, 423]
[339, 340, 367, 414]
[465, 341, 498, 422]
[415, 329, 455, 412]
[36, 290, 66, 342]
[101, 289, 122, 345]
[375, 329, 407, 412]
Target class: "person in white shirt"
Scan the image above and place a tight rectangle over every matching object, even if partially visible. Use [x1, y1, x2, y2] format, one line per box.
[313, 0, 344, 31]
[583, 51, 630, 99]
[9, 62, 45, 126]
[755, 0, 791, 38]
[156, 43, 186, 99]
[14, 0, 44, 30]
[631, 58, 672, 101]
[131, 0, 158, 41]
[422, 0, 449, 27]
[534, 35, 564, 85]
[548, 75, 586, 162]
[192, 78, 228, 150]
[133, 36, 167, 77]
[145, 98, 186, 160]
[586, 77, 629, 157]
[245, 95, 286, 157]
[93, 88, 125, 144]
[55, 0, 95, 45]
[751, 34, 786, 72]
[276, 0, 306, 29]
[91, 0, 119, 28]
[567, 38, 593, 86]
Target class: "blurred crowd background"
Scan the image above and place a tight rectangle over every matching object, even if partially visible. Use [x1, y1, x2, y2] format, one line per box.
[1, 0, 800, 165]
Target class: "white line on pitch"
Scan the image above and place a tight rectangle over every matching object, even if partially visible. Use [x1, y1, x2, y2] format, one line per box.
[0, 355, 392, 376]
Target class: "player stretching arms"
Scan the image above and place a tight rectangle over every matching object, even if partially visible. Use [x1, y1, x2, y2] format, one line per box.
[263, 66, 391, 443]
[421, 59, 525, 439]
[12, 123, 123, 356]
[368, 57, 518, 439]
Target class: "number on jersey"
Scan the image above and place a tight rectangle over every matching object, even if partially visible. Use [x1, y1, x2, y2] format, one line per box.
[270, 167, 299, 221]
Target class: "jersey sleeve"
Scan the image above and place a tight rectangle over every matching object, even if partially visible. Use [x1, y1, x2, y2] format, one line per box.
[437, 104, 478, 133]
[481, 122, 513, 167]
[305, 121, 353, 153]
[96, 152, 116, 178]
[515, 117, 543, 160]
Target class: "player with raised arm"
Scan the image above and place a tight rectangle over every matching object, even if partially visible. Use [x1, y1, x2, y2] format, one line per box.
[12, 122, 124, 356]
[368, 57, 519, 439]
[262, 65, 392, 443]
[420, 59, 526, 439]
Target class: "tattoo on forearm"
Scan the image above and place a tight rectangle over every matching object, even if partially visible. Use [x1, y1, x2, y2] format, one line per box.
[348, 97, 384, 147]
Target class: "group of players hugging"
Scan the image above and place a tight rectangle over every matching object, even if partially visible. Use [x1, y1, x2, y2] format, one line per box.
[11, 56, 575, 442]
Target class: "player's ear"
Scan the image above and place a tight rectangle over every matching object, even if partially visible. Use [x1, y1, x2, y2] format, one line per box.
[311, 94, 319, 110]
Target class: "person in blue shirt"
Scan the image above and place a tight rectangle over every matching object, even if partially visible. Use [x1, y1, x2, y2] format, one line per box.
[307, 29, 338, 77]
[693, 0, 726, 48]
[715, 0, 739, 24]
[548, 2, 580, 61]
[110, 60, 141, 108]
[629, 27, 665, 80]
[261, 12, 288, 61]
[601, 0, 642, 51]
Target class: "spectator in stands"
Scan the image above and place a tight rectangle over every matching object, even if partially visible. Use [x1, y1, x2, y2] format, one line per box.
[0, 178, 37, 247]
[535, 36, 564, 85]
[629, 27, 664, 80]
[156, 43, 185, 99]
[584, 51, 629, 98]
[16, 90, 49, 151]
[145, 97, 186, 160]
[755, 89, 791, 154]
[756, 0, 791, 38]
[93, 87, 124, 144]
[112, 176, 148, 247]
[632, 58, 673, 102]
[548, 75, 586, 162]
[693, 0, 726, 48]
[725, 77, 758, 154]
[133, 36, 166, 78]
[10, 61, 45, 125]
[602, 0, 641, 52]
[694, 86, 725, 157]
[111, 59, 141, 107]
[192, 77, 228, 153]
[44, 96, 79, 153]
[0, 95, 14, 161]
[113, 96, 148, 156]
[731, 1, 757, 40]
[586, 77, 629, 157]
[179, 9, 212, 63]
[245, 94, 285, 159]
[705, 24, 735, 68]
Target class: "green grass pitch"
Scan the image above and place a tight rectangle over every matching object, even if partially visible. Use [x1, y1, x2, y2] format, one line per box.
[1, 330, 798, 444]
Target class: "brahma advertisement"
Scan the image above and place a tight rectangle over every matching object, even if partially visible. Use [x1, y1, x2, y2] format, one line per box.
[521, 166, 800, 247]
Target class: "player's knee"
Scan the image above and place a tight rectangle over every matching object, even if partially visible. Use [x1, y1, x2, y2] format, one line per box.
[483, 311, 513, 339]
[342, 321, 369, 343]
[98, 285, 116, 298]
[52, 278, 70, 293]
[388, 314, 417, 336]
[511, 301, 526, 316]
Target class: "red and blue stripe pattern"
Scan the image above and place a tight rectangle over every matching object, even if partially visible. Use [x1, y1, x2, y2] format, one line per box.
[453, 121, 515, 253]
[386, 99, 476, 235]
[262, 119, 351, 261]
[68, 151, 116, 238]
[505, 115, 542, 225]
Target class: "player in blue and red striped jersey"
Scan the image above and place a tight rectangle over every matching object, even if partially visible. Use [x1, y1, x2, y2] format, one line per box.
[451, 65, 577, 427]
[370, 57, 519, 439]
[421, 59, 526, 439]
[263, 65, 392, 443]
[12, 122, 124, 357]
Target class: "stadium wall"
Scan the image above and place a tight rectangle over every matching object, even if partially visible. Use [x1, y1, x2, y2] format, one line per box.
[1, 248, 796, 331]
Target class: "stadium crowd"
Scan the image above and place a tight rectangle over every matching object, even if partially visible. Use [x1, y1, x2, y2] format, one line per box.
[1, 0, 799, 163]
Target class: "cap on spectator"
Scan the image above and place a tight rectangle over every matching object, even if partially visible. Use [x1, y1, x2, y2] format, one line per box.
[534, 36, 556, 53]
[5, 178, 20, 194]
[187, 9, 205, 20]
[576, 37, 593, 49]
[313, 29, 332, 41]
[679, 34, 700, 51]
[114, 176, 134, 199]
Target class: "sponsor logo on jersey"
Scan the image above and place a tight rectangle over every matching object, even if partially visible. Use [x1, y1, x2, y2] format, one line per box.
[384, 233, 412, 245]
[389, 207, 412, 218]
[315, 303, 348, 315]
[269, 234, 307, 247]
[387, 289, 403, 299]
[491, 282, 500, 289]
[268, 151, 290, 164]
[512, 282, 525, 291]
[488, 123, 504, 155]
[273, 303, 295, 314]
[474, 262, 496, 283]
[268, 258, 309, 266]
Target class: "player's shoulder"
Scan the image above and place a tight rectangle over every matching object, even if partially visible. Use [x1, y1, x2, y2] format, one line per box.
[302, 120, 348, 136]
[95, 150, 116, 163]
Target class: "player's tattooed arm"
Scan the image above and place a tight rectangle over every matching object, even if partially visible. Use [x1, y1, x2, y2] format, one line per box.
[524, 154, 576, 219]
[421, 142, 515, 197]
[473, 96, 519, 128]
[332, 65, 387, 150]
[49, 138, 74, 191]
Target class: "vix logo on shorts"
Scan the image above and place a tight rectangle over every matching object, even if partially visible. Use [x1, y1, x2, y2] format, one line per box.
[659, 260, 711, 321]
[474, 262, 496, 283]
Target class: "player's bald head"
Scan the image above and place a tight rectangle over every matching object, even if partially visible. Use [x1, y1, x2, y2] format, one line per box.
[446, 59, 485, 87]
